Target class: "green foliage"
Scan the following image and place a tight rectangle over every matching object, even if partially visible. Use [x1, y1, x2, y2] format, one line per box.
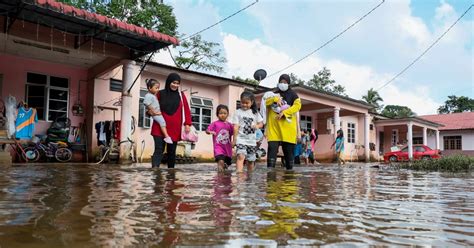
[305, 67, 347, 96]
[174, 35, 227, 73]
[232, 76, 259, 85]
[362, 88, 384, 113]
[399, 155, 474, 172]
[289, 73, 305, 85]
[381, 105, 415, 118]
[438, 95, 474, 114]
[58, 0, 178, 36]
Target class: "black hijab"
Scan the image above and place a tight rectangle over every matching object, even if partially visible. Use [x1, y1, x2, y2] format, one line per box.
[277, 74, 299, 106]
[159, 73, 181, 115]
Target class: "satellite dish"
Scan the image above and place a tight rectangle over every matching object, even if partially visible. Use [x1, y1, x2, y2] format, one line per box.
[253, 69, 267, 82]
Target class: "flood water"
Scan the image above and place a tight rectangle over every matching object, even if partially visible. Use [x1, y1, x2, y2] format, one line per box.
[0, 163, 473, 247]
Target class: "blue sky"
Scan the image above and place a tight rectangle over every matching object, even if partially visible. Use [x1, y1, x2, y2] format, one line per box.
[159, 0, 473, 115]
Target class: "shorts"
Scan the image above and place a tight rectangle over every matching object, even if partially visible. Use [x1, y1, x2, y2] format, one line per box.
[235, 144, 257, 162]
[302, 149, 312, 158]
[215, 155, 232, 165]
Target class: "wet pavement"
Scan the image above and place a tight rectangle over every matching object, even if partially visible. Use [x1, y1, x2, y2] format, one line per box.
[0, 163, 473, 247]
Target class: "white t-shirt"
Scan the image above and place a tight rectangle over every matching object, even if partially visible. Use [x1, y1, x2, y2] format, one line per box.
[231, 108, 263, 146]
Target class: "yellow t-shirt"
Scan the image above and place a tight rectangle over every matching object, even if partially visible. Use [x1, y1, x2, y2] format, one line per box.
[265, 96, 301, 144]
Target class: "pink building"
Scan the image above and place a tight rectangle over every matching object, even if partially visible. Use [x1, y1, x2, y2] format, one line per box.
[1, 0, 446, 164]
[0, 0, 178, 163]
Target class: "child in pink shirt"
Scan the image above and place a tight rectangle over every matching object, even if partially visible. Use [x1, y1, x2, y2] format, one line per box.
[206, 105, 234, 172]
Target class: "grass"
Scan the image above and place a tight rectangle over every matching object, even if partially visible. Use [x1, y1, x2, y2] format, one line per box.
[398, 155, 474, 172]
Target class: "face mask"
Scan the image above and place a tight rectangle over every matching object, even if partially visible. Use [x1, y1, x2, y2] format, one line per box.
[278, 83, 288, 92]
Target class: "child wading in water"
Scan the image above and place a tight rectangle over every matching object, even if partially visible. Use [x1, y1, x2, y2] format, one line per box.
[232, 91, 263, 173]
[330, 129, 346, 165]
[143, 79, 173, 144]
[206, 105, 234, 172]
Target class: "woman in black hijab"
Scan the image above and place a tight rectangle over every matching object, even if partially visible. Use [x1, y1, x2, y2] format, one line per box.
[264, 74, 302, 170]
[150, 73, 192, 168]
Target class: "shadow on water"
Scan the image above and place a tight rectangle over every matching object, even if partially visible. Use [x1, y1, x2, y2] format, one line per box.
[0, 163, 473, 247]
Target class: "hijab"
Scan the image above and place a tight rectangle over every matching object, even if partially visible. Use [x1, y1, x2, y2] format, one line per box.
[277, 74, 299, 106]
[159, 73, 181, 115]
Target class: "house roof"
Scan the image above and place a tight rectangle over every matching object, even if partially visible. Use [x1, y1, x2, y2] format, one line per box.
[374, 117, 444, 128]
[255, 83, 374, 109]
[420, 112, 474, 131]
[144, 61, 270, 90]
[1, 0, 178, 57]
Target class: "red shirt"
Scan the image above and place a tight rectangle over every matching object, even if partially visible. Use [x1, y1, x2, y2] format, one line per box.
[151, 91, 192, 142]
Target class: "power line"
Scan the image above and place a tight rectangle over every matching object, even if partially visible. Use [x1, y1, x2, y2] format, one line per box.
[266, 0, 385, 80]
[182, 0, 259, 41]
[377, 4, 473, 91]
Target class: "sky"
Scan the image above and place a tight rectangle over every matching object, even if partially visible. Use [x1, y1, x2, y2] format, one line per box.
[156, 0, 474, 115]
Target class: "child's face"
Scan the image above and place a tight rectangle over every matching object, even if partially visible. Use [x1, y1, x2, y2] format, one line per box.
[148, 84, 160, 94]
[217, 109, 228, 121]
[240, 98, 253, 110]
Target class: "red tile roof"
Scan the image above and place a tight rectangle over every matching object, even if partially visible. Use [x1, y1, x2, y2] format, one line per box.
[35, 0, 179, 46]
[420, 112, 474, 131]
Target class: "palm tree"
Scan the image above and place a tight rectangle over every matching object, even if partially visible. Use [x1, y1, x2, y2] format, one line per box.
[362, 88, 384, 113]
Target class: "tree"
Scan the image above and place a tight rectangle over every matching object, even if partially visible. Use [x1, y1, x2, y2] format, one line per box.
[362, 88, 384, 113]
[381, 105, 416, 118]
[58, 0, 178, 36]
[61, 1, 227, 73]
[306, 67, 346, 96]
[289, 73, 305, 85]
[174, 35, 227, 73]
[438, 95, 474, 114]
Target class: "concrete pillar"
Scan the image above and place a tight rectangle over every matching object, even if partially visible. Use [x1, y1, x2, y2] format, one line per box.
[423, 127, 427, 146]
[119, 60, 137, 164]
[364, 113, 370, 162]
[334, 107, 340, 138]
[435, 130, 440, 150]
[407, 122, 413, 160]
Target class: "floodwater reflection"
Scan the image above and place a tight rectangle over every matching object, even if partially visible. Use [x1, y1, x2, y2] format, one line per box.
[0, 164, 473, 246]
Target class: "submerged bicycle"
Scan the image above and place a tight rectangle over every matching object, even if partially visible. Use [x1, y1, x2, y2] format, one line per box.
[22, 140, 72, 163]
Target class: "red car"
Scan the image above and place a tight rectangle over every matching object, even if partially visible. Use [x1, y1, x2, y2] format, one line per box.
[384, 145, 441, 162]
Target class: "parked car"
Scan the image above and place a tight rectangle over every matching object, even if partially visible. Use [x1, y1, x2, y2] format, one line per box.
[384, 145, 441, 162]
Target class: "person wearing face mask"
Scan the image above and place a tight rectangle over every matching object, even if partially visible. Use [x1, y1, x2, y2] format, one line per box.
[264, 74, 302, 170]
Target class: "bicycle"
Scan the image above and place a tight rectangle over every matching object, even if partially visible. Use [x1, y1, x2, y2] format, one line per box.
[22, 140, 72, 163]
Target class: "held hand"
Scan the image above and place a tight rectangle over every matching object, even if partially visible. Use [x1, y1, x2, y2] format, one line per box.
[276, 98, 283, 107]
[232, 139, 236, 147]
[185, 125, 191, 133]
[276, 112, 285, 119]
[210, 131, 217, 135]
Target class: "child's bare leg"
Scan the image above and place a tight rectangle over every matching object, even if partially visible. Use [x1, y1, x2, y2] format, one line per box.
[217, 160, 225, 172]
[247, 161, 255, 171]
[236, 154, 245, 173]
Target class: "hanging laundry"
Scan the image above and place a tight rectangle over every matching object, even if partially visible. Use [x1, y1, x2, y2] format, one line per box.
[15, 107, 38, 139]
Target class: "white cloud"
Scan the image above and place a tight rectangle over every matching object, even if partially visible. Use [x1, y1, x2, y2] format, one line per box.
[221, 33, 441, 115]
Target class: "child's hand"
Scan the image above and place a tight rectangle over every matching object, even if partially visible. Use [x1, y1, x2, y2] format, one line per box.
[276, 112, 284, 119]
[232, 140, 236, 147]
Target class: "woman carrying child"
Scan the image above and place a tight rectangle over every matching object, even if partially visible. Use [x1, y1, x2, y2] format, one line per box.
[206, 104, 234, 172]
[265, 74, 302, 170]
[232, 91, 264, 173]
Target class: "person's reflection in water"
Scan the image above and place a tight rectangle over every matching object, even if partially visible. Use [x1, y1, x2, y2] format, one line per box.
[154, 170, 199, 246]
[211, 171, 234, 235]
[257, 170, 304, 241]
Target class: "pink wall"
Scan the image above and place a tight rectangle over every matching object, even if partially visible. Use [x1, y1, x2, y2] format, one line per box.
[0, 54, 88, 136]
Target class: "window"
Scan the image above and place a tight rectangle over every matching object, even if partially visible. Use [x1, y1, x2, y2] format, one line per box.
[413, 137, 423, 145]
[347, 122, 355, 143]
[391, 129, 399, 146]
[300, 115, 312, 131]
[415, 146, 426, 152]
[191, 97, 213, 131]
[110, 79, 123, 92]
[236, 100, 241, 109]
[138, 89, 151, 128]
[370, 124, 374, 130]
[444, 136, 462, 150]
[25, 72, 69, 121]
